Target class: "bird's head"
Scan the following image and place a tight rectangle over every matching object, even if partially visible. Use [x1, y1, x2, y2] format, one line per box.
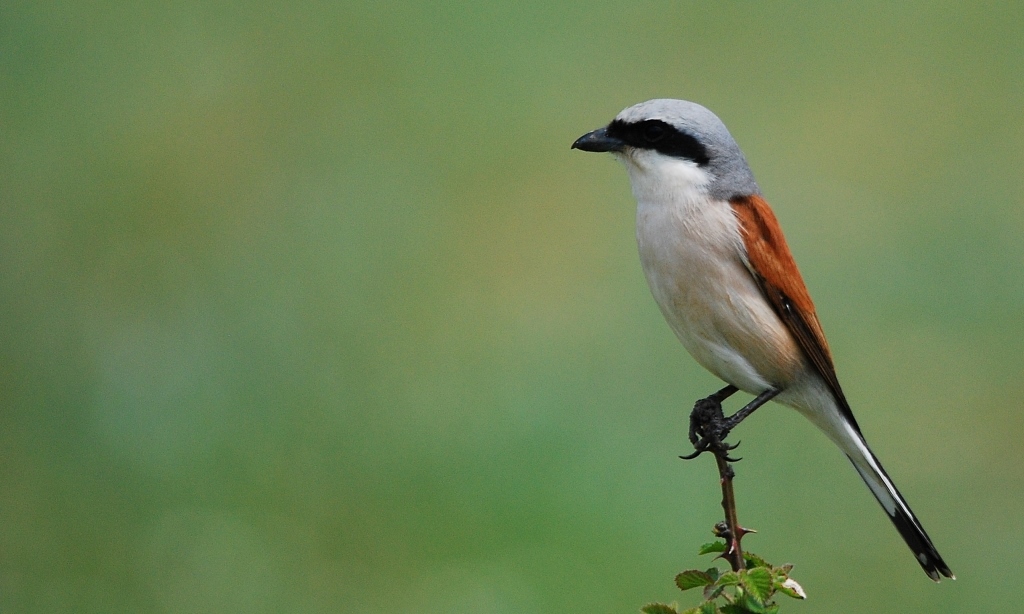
[572, 99, 760, 202]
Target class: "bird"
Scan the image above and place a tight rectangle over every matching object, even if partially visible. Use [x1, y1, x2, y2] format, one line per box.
[571, 99, 952, 581]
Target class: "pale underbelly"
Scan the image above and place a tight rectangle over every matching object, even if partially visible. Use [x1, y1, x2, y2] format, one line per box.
[643, 253, 804, 395]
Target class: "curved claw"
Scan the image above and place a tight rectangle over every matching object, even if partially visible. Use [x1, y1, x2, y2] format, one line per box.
[681, 435, 740, 461]
[680, 440, 712, 460]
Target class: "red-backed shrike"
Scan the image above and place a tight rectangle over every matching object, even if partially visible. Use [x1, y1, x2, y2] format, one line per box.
[572, 99, 952, 580]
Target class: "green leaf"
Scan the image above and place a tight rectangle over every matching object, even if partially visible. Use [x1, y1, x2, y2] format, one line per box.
[742, 551, 770, 569]
[641, 603, 679, 614]
[676, 570, 715, 591]
[735, 592, 770, 614]
[702, 583, 725, 601]
[715, 571, 741, 587]
[704, 567, 720, 582]
[679, 607, 703, 614]
[741, 567, 773, 604]
[719, 605, 758, 614]
[775, 577, 807, 600]
[698, 541, 727, 555]
[774, 563, 793, 576]
[735, 592, 778, 613]
[699, 602, 720, 614]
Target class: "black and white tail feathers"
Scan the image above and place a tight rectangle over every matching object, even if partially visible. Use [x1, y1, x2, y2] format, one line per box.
[844, 433, 954, 581]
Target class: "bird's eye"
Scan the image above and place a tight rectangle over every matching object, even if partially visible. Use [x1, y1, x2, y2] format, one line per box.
[642, 122, 667, 143]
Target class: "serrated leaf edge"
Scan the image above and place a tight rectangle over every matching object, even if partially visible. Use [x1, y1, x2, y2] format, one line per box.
[698, 541, 728, 555]
[640, 602, 679, 614]
[715, 571, 741, 587]
[741, 567, 773, 604]
[676, 569, 714, 591]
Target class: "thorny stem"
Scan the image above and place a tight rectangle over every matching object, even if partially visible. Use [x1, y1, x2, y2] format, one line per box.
[714, 453, 746, 572]
[681, 385, 778, 572]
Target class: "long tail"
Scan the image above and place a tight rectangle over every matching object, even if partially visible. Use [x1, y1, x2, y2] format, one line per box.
[841, 428, 954, 581]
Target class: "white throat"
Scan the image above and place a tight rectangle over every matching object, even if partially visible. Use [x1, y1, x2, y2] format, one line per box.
[615, 148, 714, 214]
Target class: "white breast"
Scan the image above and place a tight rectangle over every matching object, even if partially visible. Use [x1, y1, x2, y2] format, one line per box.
[621, 150, 801, 394]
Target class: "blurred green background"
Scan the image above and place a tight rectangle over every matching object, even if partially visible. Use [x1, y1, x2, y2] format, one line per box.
[2, 1, 1022, 612]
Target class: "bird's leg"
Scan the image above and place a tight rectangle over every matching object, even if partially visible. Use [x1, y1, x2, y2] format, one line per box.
[681, 386, 779, 460]
[721, 387, 780, 432]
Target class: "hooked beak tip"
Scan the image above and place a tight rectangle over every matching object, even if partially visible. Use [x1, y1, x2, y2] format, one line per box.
[572, 127, 624, 153]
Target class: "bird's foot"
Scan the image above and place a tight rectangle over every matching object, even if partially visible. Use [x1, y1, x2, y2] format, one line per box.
[680, 394, 742, 461]
[681, 386, 780, 461]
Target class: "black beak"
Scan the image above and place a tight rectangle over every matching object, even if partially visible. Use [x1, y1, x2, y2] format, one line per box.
[571, 127, 625, 153]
